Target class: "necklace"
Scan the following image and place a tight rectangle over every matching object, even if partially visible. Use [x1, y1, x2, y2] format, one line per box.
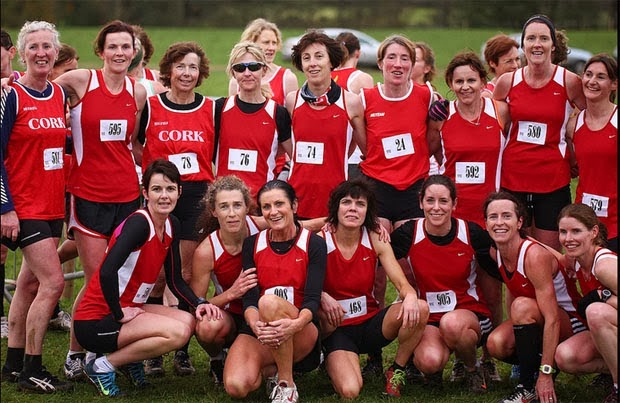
[456, 100, 482, 126]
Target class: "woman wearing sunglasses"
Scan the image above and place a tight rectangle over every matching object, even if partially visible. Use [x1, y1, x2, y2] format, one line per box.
[214, 41, 292, 201]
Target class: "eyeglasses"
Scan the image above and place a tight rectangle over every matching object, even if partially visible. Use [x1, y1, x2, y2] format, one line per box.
[231, 62, 264, 73]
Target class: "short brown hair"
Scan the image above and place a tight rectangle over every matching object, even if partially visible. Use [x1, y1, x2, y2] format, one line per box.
[291, 30, 343, 72]
[158, 41, 210, 88]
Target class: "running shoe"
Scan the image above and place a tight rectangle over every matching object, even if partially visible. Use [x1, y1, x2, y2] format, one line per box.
[405, 361, 424, 383]
[465, 367, 487, 394]
[48, 310, 72, 331]
[499, 384, 538, 403]
[361, 355, 384, 380]
[118, 361, 150, 387]
[64, 353, 86, 381]
[172, 351, 195, 376]
[449, 359, 465, 382]
[269, 380, 298, 403]
[209, 359, 224, 386]
[1, 365, 20, 383]
[265, 373, 278, 397]
[423, 371, 444, 389]
[480, 358, 502, 382]
[18, 367, 74, 393]
[144, 356, 165, 377]
[384, 365, 407, 397]
[84, 361, 124, 397]
[1, 316, 8, 338]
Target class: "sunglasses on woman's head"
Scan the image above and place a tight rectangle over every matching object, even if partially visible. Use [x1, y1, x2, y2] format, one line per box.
[231, 62, 264, 73]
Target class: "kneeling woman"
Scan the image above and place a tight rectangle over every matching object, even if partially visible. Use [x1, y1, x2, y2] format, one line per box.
[223, 180, 326, 403]
[320, 179, 428, 398]
[73, 160, 222, 397]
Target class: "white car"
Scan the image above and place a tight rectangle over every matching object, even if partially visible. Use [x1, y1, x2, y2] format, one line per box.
[281, 28, 381, 68]
[481, 33, 593, 74]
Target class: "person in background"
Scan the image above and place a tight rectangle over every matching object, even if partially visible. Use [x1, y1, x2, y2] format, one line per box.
[330, 31, 374, 180]
[493, 14, 585, 252]
[138, 40, 215, 377]
[1, 20, 73, 393]
[74, 159, 221, 397]
[223, 180, 326, 403]
[566, 54, 617, 253]
[551, 204, 618, 403]
[483, 191, 584, 403]
[48, 42, 79, 332]
[319, 179, 428, 398]
[482, 34, 521, 97]
[53, 19, 147, 381]
[1, 28, 18, 340]
[128, 34, 167, 97]
[132, 25, 161, 83]
[285, 30, 366, 219]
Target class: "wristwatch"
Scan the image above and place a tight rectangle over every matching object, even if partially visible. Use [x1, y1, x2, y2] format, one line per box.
[539, 364, 557, 375]
[601, 289, 613, 303]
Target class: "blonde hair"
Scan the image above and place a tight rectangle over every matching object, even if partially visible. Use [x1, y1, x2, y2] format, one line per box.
[240, 18, 282, 50]
[226, 41, 272, 99]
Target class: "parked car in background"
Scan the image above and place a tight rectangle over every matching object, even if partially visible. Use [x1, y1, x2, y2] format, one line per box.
[281, 28, 381, 68]
[481, 33, 593, 74]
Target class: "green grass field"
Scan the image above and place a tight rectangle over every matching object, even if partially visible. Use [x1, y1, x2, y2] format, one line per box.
[1, 26, 615, 402]
[5, 26, 617, 98]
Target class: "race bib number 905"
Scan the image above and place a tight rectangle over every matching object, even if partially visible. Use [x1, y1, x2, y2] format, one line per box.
[426, 290, 457, 313]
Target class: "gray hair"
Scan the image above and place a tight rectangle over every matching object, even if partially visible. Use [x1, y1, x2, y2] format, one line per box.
[17, 21, 60, 64]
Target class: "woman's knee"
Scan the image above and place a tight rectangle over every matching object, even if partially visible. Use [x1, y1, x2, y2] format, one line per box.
[509, 296, 538, 322]
[335, 380, 362, 399]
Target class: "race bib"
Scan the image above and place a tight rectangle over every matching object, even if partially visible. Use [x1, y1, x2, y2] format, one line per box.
[132, 282, 155, 304]
[168, 152, 199, 175]
[295, 141, 324, 164]
[99, 119, 128, 142]
[227, 148, 258, 172]
[455, 162, 485, 184]
[43, 147, 63, 171]
[382, 133, 414, 159]
[582, 193, 609, 218]
[265, 286, 294, 304]
[517, 121, 547, 145]
[338, 296, 368, 319]
[426, 290, 457, 313]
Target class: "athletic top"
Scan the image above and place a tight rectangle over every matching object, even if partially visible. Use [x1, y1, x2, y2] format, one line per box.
[360, 82, 432, 189]
[68, 69, 140, 202]
[141, 92, 216, 183]
[143, 68, 157, 81]
[483, 81, 496, 95]
[501, 66, 573, 193]
[331, 67, 361, 92]
[391, 217, 491, 322]
[242, 226, 327, 318]
[322, 228, 380, 326]
[266, 66, 289, 106]
[573, 247, 616, 295]
[208, 216, 260, 314]
[74, 209, 203, 321]
[288, 90, 352, 218]
[215, 97, 280, 198]
[438, 98, 505, 227]
[573, 107, 618, 239]
[493, 239, 581, 312]
[1, 81, 66, 218]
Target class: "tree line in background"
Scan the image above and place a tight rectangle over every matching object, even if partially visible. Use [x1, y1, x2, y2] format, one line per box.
[1, 0, 617, 30]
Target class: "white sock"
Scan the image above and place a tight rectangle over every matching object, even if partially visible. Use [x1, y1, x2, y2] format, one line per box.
[85, 351, 97, 364]
[93, 356, 115, 373]
[67, 350, 84, 359]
